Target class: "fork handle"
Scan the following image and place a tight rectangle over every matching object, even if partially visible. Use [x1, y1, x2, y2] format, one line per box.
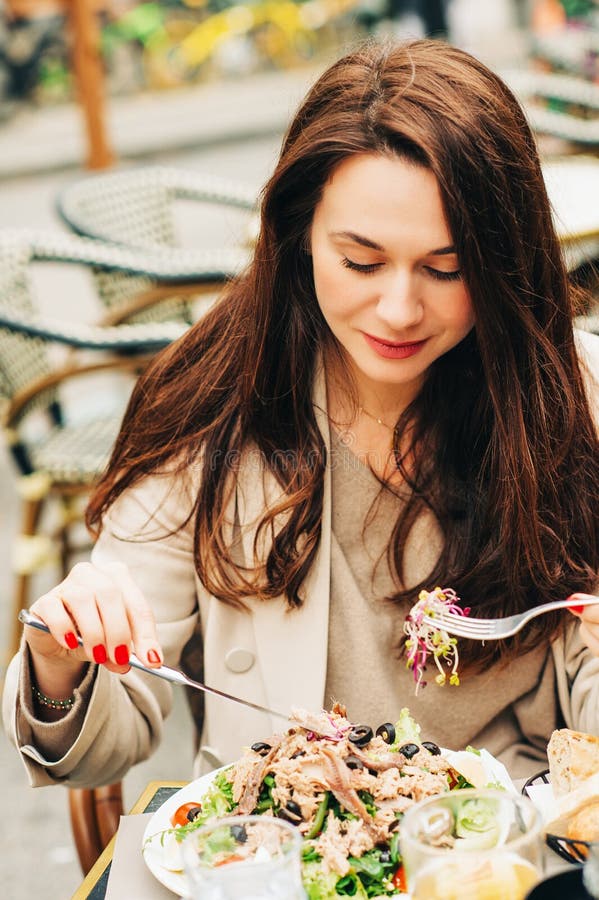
[536, 595, 599, 616]
[521, 594, 599, 631]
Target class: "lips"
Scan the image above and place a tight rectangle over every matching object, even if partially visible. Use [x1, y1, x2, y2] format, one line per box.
[363, 332, 427, 359]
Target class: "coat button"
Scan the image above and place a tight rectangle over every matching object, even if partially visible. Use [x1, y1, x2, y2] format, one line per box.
[225, 647, 255, 673]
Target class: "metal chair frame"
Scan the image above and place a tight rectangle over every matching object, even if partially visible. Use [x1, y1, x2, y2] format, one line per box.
[0, 227, 239, 875]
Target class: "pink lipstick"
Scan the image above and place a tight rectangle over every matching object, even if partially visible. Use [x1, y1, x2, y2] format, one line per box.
[363, 332, 427, 359]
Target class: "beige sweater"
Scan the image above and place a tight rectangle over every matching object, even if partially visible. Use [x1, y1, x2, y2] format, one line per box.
[325, 431, 592, 778]
[3, 332, 599, 786]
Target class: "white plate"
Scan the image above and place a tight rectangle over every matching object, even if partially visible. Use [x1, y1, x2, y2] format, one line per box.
[142, 749, 515, 897]
[143, 769, 224, 897]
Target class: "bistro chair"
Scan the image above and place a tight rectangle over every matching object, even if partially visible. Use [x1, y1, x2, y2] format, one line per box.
[0, 227, 216, 666]
[56, 166, 257, 325]
[58, 169, 253, 764]
[0, 226, 241, 874]
[0, 229, 176, 874]
[0, 227, 242, 664]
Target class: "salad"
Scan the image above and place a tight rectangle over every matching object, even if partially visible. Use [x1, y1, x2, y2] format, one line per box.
[153, 707, 501, 899]
[404, 587, 470, 693]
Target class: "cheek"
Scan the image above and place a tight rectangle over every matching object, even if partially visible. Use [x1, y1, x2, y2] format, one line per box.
[312, 255, 350, 319]
[440, 287, 475, 332]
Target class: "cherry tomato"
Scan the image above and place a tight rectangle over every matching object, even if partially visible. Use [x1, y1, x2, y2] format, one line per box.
[170, 801, 202, 827]
[392, 865, 408, 893]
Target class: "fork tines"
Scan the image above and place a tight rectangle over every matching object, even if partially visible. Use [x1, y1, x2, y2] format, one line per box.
[421, 613, 495, 639]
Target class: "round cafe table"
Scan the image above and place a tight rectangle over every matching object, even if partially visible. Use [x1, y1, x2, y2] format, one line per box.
[543, 156, 599, 272]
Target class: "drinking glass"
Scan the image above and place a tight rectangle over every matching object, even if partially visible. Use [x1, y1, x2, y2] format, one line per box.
[180, 814, 306, 900]
[399, 788, 543, 900]
[583, 843, 599, 899]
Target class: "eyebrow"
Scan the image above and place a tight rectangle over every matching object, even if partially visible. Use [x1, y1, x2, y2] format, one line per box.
[331, 230, 456, 256]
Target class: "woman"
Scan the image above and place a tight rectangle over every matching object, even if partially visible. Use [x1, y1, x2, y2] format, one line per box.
[4, 39, 598, 786]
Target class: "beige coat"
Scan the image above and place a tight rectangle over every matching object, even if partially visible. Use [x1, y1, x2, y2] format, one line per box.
[3, 332, 599, 787]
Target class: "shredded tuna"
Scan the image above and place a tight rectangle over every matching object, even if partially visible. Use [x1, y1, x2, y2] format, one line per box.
[237, 739, 283, 814]
[191, 709, 460, 886]
[315, 812, 375, 875]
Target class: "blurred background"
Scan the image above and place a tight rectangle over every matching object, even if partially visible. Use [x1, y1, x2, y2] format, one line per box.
[0, 0, 597, 897]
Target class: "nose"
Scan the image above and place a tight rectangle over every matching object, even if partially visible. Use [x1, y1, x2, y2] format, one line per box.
[375, 269, 424, 331]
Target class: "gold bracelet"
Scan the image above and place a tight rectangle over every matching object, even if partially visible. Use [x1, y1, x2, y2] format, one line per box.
[31, 683, 75, 711]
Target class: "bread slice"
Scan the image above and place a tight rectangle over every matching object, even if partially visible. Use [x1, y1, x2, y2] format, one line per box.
[567, 800, 599, 843]
[547, 728, 599, 796]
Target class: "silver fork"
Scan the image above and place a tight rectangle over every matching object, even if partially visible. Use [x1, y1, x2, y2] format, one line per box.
[421, 594, 599, 640]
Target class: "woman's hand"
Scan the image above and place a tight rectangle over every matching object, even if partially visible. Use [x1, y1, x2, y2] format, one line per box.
[568, 593, 599, 657]
[25, 561, 164, 698]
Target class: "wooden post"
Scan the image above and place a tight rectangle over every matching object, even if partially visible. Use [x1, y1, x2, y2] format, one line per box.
[69, 0, 115, 169]
[6, 0, 115, 168]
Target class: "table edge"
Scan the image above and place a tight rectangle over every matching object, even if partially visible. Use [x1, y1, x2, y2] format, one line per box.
[70, 780, 188, 900]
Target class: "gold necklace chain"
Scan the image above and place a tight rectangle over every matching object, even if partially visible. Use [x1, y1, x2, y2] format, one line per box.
[359, 406, 396, 432]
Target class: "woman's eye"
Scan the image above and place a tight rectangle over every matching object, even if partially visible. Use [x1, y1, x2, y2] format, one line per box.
[341, 257, 381, 275]
[424, 266, 462, 282]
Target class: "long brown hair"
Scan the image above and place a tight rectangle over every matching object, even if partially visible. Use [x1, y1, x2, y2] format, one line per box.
[88, 39, 598, 668]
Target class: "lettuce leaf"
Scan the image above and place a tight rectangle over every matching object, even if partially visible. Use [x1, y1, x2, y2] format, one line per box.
[302, 862, 345, 899]
[172, 767, 237, 841]
[390, 708, 421, 748]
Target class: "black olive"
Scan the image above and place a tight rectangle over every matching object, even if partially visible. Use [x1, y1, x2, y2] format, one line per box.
[290, 750, 306, 759]
[185, 806, 202, 822]
[422, 741, 441, 756]
[399, 742, 420, 759]
[345, 755, 365, 770]
[348, 725, 373, 748]
[231, 824, 248, 842]
[251, 741, 272, 756]
[375, 723, 396, 744]
[277, 804, 302, 824]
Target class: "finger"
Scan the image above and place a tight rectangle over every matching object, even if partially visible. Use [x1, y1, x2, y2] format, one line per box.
[55, 561, 130, 665]
[29, 594, 80, 654]
[57, 581, 113, 666]
[579, 622, 599, 657]
[89, 571, 134, 668]
[99, 561, 163, 668]
[103, 660, 132, 676]
[567, 593, 599, 621]
[580, 607, 599, 628]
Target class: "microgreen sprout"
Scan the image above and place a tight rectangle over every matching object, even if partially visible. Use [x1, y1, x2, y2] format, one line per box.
[404, 587, 470, 693]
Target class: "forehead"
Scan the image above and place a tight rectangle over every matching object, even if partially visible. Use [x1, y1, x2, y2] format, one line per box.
[315, 152, 452, 246]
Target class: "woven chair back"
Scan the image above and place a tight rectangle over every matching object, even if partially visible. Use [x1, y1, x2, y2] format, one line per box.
[58, 167, 258, 326]
[0, 235, 58, 427]
[79, 176, 189, 324]
[60, 171, 194, 325]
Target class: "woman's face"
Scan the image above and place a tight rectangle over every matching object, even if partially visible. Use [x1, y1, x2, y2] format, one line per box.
[310, 152, 475, 411]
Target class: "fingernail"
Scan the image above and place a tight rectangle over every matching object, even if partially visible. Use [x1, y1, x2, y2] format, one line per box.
[147, 649, 161, 665]
[568, 605, 585, 615]
[93, 644, 107, 664]
[64, 632, 78, 650]
[115, 644, 130, 666]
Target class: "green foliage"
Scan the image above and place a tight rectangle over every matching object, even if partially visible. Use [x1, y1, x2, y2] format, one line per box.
[559, 0, 595, 19]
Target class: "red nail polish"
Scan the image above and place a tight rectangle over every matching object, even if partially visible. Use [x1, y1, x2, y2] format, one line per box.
[568, 605, 585, 615]
[147, 649, 161, 665]
[64, 632, 78, 650]
[93, 644, 107, 664]
[115, 644, 130, 666]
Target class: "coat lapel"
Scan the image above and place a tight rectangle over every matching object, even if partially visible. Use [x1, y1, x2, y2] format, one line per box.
[236, 362, 331, 729]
